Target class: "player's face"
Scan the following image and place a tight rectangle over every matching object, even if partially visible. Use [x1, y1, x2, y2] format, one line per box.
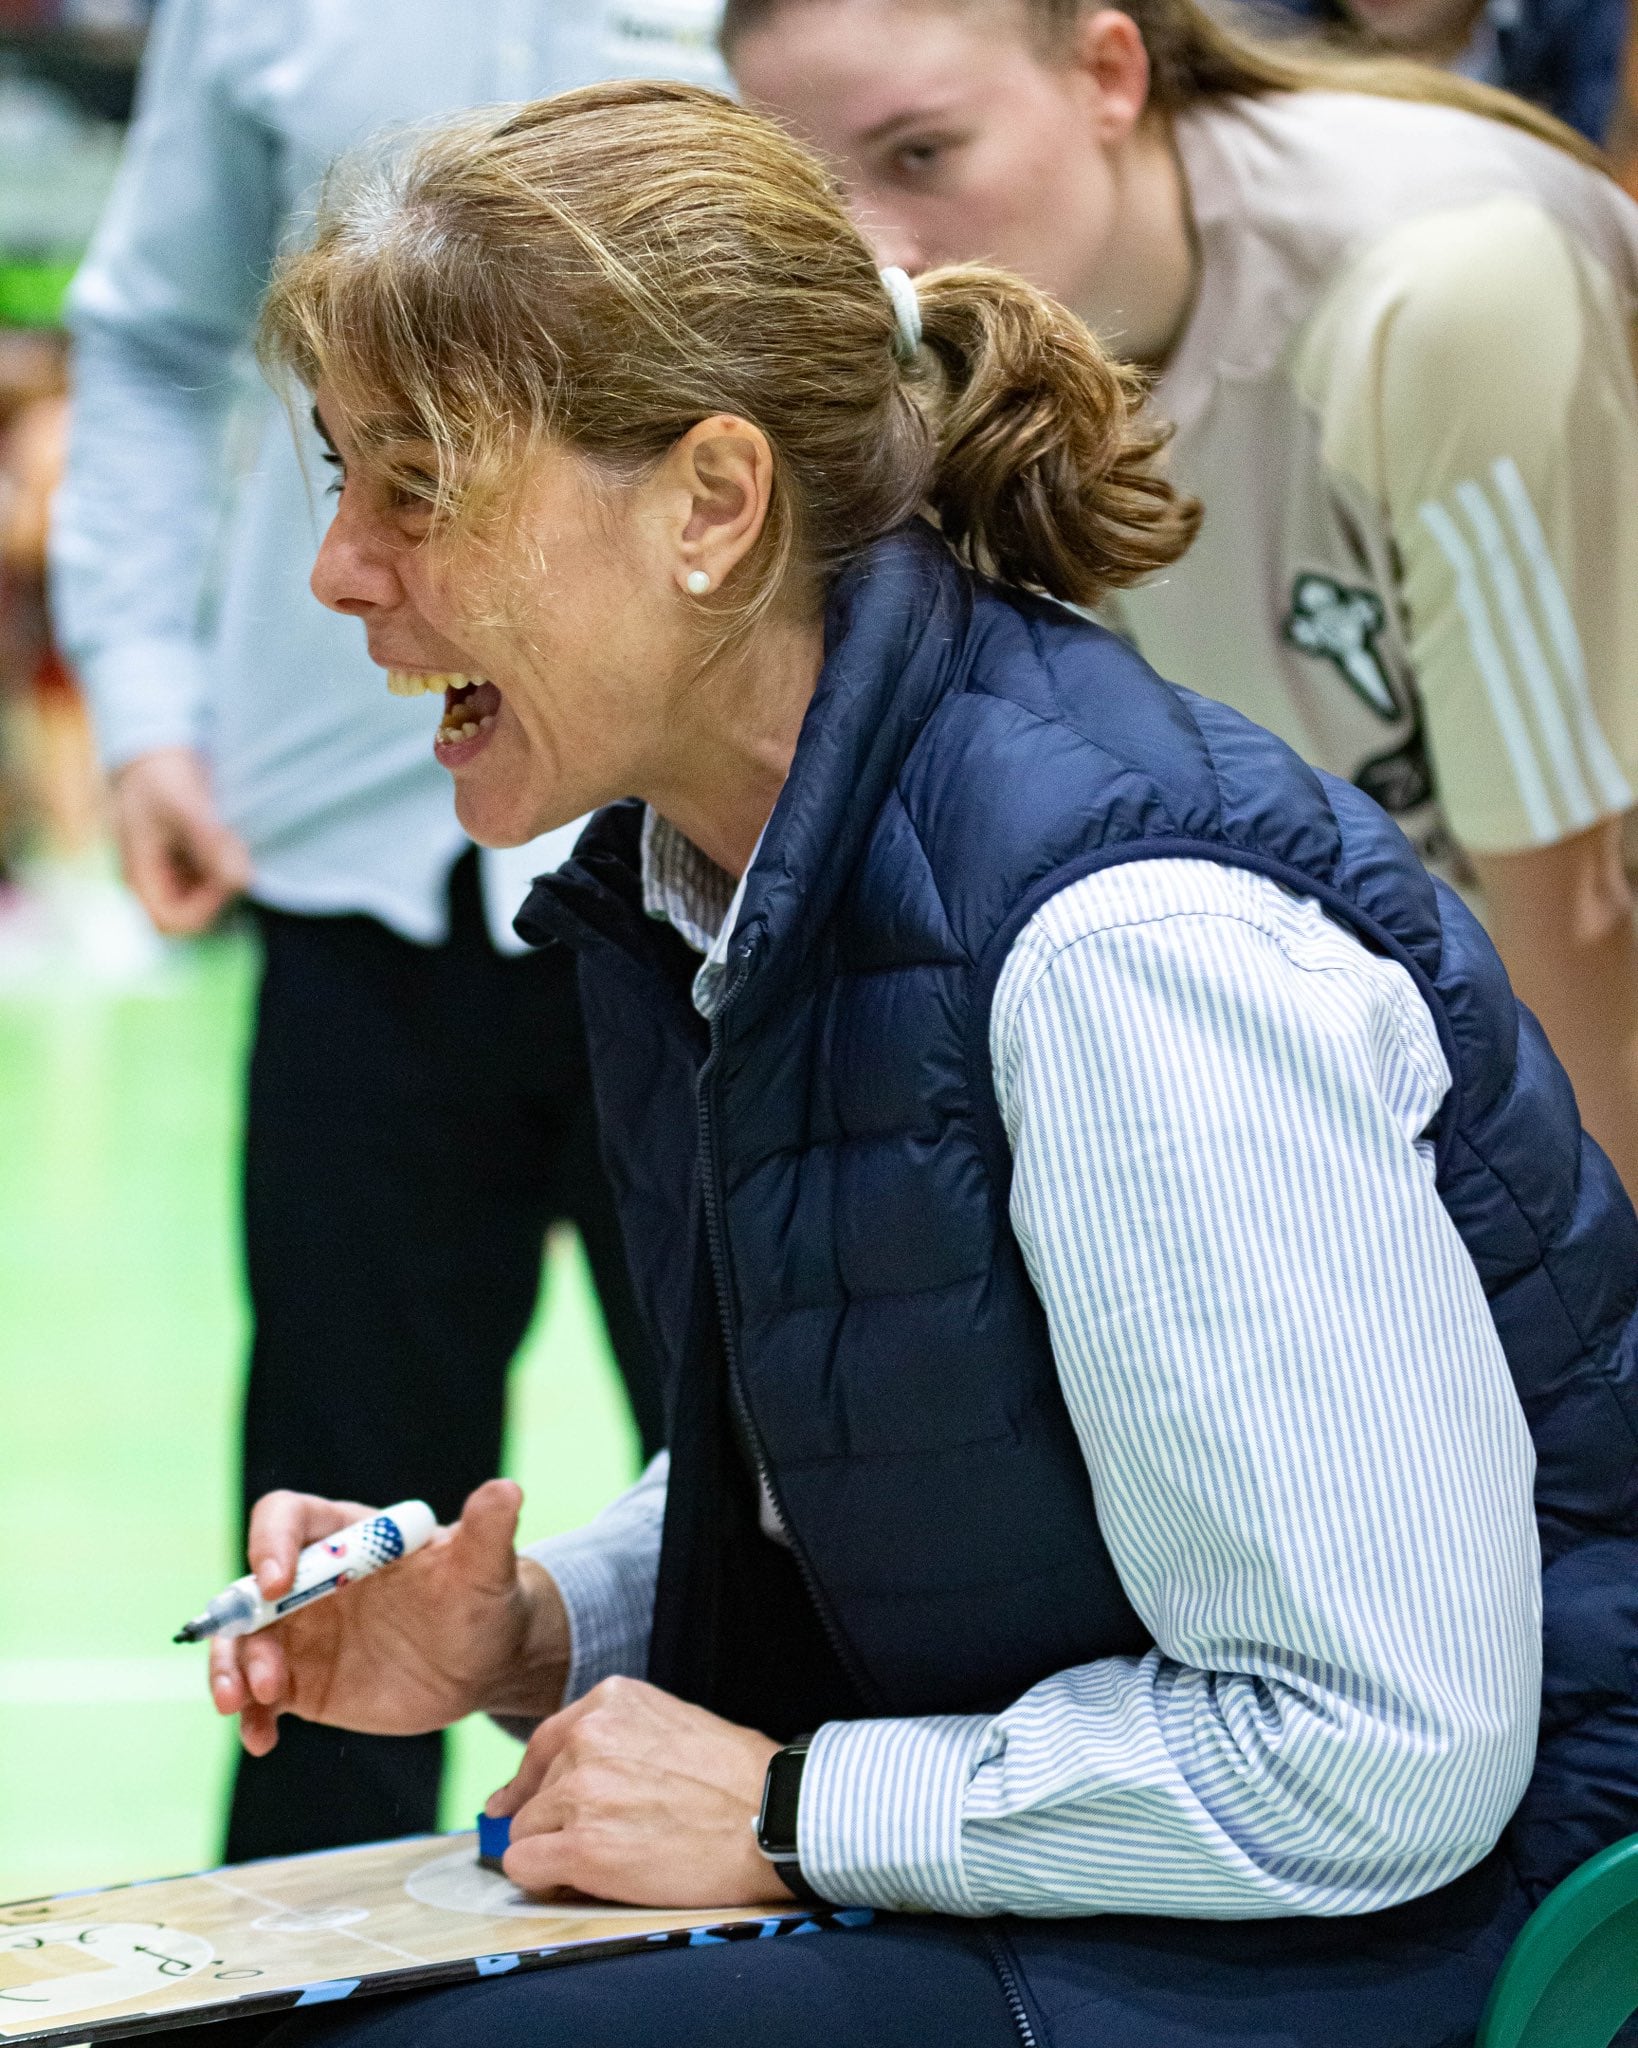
[732, 0, 1131, 322]
[1336, 0, 1486, 58]
[308, 389, 697, 850]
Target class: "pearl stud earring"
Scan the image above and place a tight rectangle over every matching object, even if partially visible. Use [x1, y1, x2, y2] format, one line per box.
[685, 570, 711, 596]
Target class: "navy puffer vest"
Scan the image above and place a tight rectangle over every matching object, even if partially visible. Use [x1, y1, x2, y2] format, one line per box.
[519, 527, 1638, 2046]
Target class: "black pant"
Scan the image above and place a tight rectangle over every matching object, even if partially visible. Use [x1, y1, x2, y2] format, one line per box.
[225, 853, 662, 1863]
[157, 1920, 1024, 2048]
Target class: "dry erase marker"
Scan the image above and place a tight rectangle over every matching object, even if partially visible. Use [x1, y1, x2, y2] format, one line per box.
[172, 1501, 437, 1643]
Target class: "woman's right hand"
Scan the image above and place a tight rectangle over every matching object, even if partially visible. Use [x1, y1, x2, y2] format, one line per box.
[111, 748, 252, 936]
[207, 1479, 570, 1756]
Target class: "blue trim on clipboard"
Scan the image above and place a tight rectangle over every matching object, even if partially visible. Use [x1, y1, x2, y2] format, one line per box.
[296, 1978, 363, 2004]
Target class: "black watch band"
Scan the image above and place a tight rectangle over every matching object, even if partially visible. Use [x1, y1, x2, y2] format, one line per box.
[756, 1738, 826, 1905]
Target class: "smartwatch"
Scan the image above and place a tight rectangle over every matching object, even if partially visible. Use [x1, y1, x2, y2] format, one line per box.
[755, 1738, 825, 1905]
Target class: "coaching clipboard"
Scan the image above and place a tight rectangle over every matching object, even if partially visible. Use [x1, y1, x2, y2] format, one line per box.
[0, 1833, 868, 2042]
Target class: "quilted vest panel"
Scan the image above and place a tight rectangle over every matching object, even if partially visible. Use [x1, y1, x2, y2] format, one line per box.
[519, 526, 1638, 1915]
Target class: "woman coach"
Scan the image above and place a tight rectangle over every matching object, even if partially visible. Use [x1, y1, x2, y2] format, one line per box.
[204, 80, 1638, 2048]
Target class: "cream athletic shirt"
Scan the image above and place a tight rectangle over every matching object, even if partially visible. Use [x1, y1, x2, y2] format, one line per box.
[1112, 90, 1638, 887]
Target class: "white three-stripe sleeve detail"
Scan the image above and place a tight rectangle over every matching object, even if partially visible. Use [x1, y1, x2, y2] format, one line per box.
[800, 861, 1540, 1918]
[1489, 456, 1634, 815]
[1453, 479, 1596, 832]
[1419, 498, 1560, 841]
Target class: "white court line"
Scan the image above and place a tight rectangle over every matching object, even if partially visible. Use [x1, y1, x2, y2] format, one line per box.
[205, 1873, 429, 1967]
[0, 1659, 204, 1706]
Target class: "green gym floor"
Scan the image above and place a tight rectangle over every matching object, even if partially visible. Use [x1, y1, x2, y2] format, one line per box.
[0, 928, 641, 1903]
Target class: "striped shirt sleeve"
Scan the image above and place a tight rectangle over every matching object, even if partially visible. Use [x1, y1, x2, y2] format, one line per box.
[798, 860, 1541, 1918]
[521, 1453, 670, 1707]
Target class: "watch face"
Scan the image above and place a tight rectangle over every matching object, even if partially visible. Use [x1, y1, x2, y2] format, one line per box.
[758, 1744, 808, 1857]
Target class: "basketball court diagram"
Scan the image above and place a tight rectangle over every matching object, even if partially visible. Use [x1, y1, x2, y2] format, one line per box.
[0, 1834, 863, 2042]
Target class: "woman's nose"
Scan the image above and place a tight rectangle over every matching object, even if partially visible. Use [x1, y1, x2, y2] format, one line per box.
[310, 493, 403, 617]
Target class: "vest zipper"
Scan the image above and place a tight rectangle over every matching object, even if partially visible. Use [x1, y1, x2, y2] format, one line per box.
[981, 1929, 1039, 2048]
[705, 958, 1035, 2048]
[697, 946, 884, 1715]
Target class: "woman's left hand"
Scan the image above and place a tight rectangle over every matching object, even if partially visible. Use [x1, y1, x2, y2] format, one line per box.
[485, 1676, 791, 1907]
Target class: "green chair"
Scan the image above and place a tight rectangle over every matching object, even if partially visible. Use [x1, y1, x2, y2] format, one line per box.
[1479, 1833, 1638, 2048]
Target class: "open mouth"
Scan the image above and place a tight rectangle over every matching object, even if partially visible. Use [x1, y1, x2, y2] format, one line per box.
[434, 678, 502, 745]
[386, 671, 503, 749]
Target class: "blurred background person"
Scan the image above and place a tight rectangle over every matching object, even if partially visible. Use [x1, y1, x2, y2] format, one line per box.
[1245, 0, 1628, 145]
[0, 336, 85, 914]
[731, 0, 1638, 1190]
[1609, 0, 1638, 191]
[50, 0, 722, 1866]
[0, 20, 153, 986]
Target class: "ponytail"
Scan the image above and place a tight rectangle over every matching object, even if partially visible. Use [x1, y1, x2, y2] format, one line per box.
[907, 265, 1199, 606]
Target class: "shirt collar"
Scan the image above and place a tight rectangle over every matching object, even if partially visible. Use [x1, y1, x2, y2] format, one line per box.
[639, 806, 759, 1019]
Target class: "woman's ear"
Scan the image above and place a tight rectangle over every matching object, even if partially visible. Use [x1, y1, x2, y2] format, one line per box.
[662, 413, 776, 598]
[1070, 8, 1151, 146]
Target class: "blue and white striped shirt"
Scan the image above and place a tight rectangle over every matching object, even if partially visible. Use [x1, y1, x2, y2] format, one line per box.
[529, 840, 1541, 1919]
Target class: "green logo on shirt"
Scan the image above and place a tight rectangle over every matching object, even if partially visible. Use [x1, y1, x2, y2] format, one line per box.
[1283, 573, 1398, 720]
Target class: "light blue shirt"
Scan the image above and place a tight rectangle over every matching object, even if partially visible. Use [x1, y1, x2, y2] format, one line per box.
[50, 0, 724, 948]
[529, 849, 1541, 1918]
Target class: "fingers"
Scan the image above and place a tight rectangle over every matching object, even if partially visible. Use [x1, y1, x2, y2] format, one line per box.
[119, 815, 203, 934]
[204, 819, 253, 897]
[119, 821, 236, 934]
[246, 1490, 375, 1599]
[237, 1701, 282, 1757]
[208, 1634, 248, 1715]
[500, 1827, 573, 1900]
[448, 1478, 524, 1597]
[485, 1684, 603, 1819]
[208, 1625, 288, 1705]
[112, 750, 250, 934]
[149, 814, 249, 934]
[498, 1749, 785, 1908]
[208, 1631, 288, 1757]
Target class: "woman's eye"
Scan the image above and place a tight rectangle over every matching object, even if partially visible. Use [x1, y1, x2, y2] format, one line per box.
[889, 138, 951, 184]
[389, 473, 438, 515]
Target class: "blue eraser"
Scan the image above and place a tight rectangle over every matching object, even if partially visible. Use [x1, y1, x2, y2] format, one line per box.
[477, 1812, 511, 1867]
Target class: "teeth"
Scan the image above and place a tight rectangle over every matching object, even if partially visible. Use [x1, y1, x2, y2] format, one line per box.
[387, 669, 481, 697]
[435, 713, 496, 746]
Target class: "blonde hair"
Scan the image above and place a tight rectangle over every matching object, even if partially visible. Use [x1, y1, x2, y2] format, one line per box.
[258, 80, 1198, 628]
[719, 0, 1605, 170]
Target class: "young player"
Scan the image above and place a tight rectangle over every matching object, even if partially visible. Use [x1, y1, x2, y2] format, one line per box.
[729, 0, 1638, 1189]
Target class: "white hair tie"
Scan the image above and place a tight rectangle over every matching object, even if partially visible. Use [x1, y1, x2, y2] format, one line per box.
[880, 265, 922, 363]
